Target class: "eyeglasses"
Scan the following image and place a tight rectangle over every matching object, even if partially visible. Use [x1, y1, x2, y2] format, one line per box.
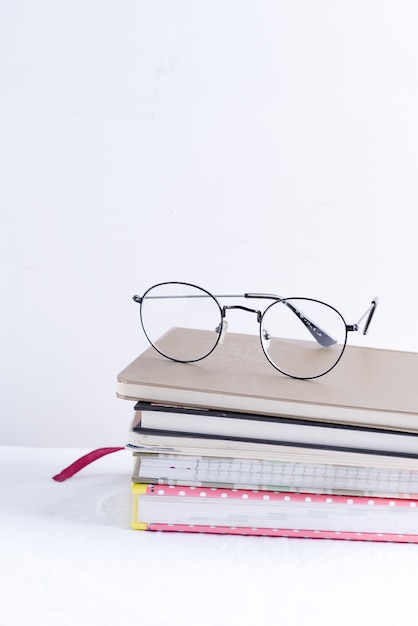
[132, 281, 378, 380]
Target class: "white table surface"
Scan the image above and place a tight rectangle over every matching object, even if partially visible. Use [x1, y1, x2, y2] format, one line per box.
[2, 445, 418, 626]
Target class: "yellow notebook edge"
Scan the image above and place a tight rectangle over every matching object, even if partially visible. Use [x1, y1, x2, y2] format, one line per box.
[131, 482, 148, 530]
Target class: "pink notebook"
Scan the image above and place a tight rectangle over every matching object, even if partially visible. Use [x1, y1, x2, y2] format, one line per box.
[131, 483, 418, 543]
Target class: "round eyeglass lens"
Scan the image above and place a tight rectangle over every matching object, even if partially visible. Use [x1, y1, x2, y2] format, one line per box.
[259, 298, 347, 379]
[140, 282, 223, 362]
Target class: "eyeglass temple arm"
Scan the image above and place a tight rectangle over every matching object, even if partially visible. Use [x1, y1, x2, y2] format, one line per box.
[133, 293, 378, 346]
[346, 297, 379, 334]
[133, 293, 335, 347]
[245, 293, 336, 347]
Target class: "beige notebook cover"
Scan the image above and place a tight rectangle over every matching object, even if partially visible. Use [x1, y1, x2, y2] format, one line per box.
[117, 327, 418, 431]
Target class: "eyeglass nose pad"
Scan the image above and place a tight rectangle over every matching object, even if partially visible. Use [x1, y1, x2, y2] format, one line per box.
[215, 319, 229, 344]
[261, 327, 271, 349]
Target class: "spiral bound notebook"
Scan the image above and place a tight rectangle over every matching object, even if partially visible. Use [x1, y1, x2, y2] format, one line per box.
[131, 483, 418, 543]
[131, 453, 418, 498]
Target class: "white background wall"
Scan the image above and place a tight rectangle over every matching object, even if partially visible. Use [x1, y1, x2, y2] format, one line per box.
[1, 1, 418, 448]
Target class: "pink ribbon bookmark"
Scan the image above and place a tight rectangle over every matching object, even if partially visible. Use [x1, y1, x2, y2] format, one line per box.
[52, 447, 125, 482]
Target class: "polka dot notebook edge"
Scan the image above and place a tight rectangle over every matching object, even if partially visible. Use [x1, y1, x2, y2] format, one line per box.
[131, 483, 418, 543]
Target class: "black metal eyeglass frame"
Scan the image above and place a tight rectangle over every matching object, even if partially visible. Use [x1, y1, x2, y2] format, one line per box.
[133, 281, 378, 379]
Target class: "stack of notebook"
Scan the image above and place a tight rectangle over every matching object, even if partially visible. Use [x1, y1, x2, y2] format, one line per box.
[116, 327, 418, 543]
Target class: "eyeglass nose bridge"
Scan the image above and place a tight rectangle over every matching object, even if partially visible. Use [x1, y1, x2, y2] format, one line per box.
[215, 305, 263, 344]
[222, 304, 263, 318]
